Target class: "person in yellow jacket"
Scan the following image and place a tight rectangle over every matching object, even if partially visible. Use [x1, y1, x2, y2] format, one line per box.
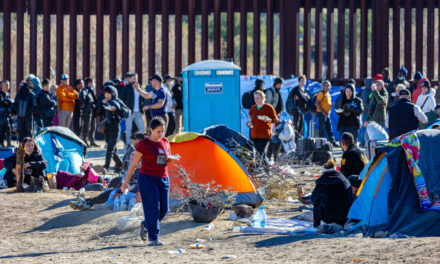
[56, 74, 78, 128]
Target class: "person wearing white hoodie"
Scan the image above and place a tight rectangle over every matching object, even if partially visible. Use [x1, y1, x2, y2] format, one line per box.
[416, 81, 436, 113]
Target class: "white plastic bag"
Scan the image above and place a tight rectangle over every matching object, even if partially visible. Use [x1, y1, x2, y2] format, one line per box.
[366, 122, 389, 141]
[116, 203, 144, 231]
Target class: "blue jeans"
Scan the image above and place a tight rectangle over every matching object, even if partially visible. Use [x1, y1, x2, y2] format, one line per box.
[138, 173, 169, 241]
[317, 112, 336, 143]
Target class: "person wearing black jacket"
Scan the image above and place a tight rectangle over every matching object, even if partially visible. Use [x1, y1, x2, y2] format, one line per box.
[0, 81, 13, 147]
[172, 73, 184, 134]
[72, 79, 84, 135]
[96, 85, 128, 172]
[119, 73, 145, 146]
[286, 75, 310, 138]
[79, 78, 97, 147]
[37, 79, 57, 128]
[335, 83, 364, 142]
[340, 132, 368, 178]
[311, 160, 354, 228]
[4, 137, 47, 192]
[13, 82, 35, 141]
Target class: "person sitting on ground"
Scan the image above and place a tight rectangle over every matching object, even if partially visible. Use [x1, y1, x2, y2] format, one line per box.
[70, 155, 141, 211]
[348, 175, 362, 197]
[340, 132, 368, 178]
[3, 137, 47, 192]
[311, 160, 354, 228]
[122, 132, 145, 171]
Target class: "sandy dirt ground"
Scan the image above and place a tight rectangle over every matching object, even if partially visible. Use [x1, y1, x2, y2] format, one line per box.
[1, 142, 440, 264]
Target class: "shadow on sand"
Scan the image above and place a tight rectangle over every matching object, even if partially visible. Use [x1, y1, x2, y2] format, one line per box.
[22, 209, 113, 234]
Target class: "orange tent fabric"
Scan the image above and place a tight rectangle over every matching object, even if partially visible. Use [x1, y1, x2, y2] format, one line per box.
[168, 136, 257, 196]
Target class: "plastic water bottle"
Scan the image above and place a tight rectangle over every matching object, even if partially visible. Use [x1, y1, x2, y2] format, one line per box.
[128, 197, 136, 211]
[252, 205, 267, 228]
[114, 196, 120, 212]
[119, 194, 127, 211]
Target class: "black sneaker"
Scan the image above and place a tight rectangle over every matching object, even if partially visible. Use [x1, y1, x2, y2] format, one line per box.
[90, 142, 100, 147]
[148, 240, 163, 246]
[140, 222, 148, 241]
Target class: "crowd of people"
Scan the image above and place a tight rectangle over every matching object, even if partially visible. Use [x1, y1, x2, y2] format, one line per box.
[0, 72, 185, 172]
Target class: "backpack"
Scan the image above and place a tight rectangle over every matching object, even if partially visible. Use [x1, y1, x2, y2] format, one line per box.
[116, 99, 131, 119]
[286, 90, 297, 116]
[307, 92, 321, 114]
[242, 90, 254, 110]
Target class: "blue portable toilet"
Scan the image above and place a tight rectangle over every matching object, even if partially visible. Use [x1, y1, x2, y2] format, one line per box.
[182, 60, 241, 133]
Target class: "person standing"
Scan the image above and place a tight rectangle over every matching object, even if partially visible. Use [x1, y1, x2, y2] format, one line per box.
[29, 76, 43, 134]
[37, 79, 57, 128]
[72, 79, 84, 135]
[56, 74, 78, 128]
[0, 81, 13, 147]
[415, 81, 436, 114]
[286, 75, 310, 139]
[315, 81, 338, 147]
[172, 73, 184, 134]
[97, 85, 127, 173]
[136, 75, 169, 132]
[121, 117, 176, 246]
[335, 83, 364, 142]
[13, 83, 35, 141]
[365, 79, 388, 128]
[265, 77, 284, 116]
[120, 73, 145, 146]
[386, 89, 427, 140]
[387, 67, 410, 106]
[79, 78, 97, 147]
[163, 75, 176, 136]
[247, 90, 278, 164]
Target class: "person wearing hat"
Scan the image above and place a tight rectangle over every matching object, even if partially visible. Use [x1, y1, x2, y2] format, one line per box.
[387, 67, 410, 106]
[265, 77, 284, 116]
[411, 72, 429, 104]
[136, 74, 169, 132]
[365, 79, 388, 129]
[56, 74, 78, 128]
[335, 83, 364, 142]
[340, 132, 368, 179]
[13, 82, 35, 141]
[120, 73, 146, 147]
[171, 73, 184, 134]
[162, 75, 176, 137]
[416, 81, 436, 113]
[386, 89, 427, 140]
[96, 85, 126, 172]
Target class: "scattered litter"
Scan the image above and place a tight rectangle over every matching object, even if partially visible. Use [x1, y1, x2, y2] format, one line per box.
[116, 203, 144, 231]
[204, 224, 215, 230]
[300, 171, 311, 176]
[39, 231, 50, 234]
[232, 226, 244, 232]
[229, 212, 237, 220]
[353, 257, 365, 262]
[349, 233, 364, 238]
[195, 238, 206, 243]
[168, 249, 185, 254]
[286, 196, 299, 203]
[189, 243, 205, 249]
[222, 255, 237, 260]
[209, 238, 214, 241]
[297, 210, 313, 222]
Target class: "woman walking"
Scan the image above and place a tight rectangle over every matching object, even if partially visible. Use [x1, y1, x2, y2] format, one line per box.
[121, 117, 175, 246]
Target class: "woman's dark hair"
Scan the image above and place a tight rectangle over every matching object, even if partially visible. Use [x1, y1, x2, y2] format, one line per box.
[21, 137, 38, 152]
[298, 75, 307, 82]
[130, 132, 145, 140]
[74, 79, 83, 86]
[84, 78, 93, 87]
[149, 117, 166, 130]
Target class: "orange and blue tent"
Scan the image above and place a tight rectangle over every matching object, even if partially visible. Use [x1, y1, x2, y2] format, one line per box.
[167, 132, 262, 206]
